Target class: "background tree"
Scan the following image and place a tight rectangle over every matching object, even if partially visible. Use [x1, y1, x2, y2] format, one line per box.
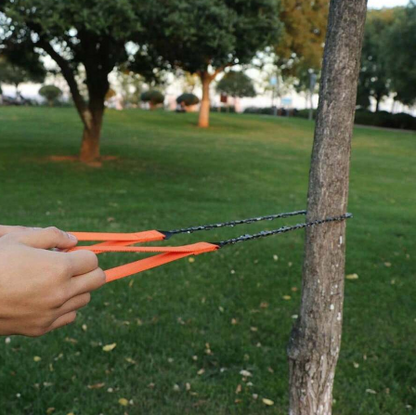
[38, 85, 62, 106]
[0, 54, 45, 98]
[287, 1, 367, 414]
[137, 0, 281, 128]
[216, 71, 256, 99]
[275, 0, 329, 77]
[357, 8, 396, 111]
[384, 1, 416, 107]
[0, 0, 150, 162]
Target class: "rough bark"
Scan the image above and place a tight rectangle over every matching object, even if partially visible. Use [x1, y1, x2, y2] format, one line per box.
[198, 72, 212, 128]
[79, 107, 104, 162]
[287, 1, 367, 415]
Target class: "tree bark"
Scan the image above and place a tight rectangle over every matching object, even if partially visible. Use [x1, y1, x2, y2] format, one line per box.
[287, 2, 367, 415]
[79, 107, 104, 162]
[198, 72, 212, 128]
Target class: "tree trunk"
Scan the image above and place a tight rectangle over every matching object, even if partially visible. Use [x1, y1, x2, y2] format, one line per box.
[287, 2, 367, 415]
[37, 40, 109, 163]
[375, 96, 380, 112]
[79, 107, 104, 162]
[198, 73, 212, 128]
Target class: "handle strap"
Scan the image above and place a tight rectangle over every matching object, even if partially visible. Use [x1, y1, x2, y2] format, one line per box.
[67, 238, 219, 282]
[70, 230, 166, 243]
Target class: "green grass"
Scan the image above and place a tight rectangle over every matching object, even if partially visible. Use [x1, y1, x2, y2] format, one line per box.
[0, 107, 415, 415]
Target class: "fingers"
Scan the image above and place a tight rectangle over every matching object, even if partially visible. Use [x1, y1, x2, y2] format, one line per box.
[66, 250, 99, 276]
[47, 311, 77, 332]
[0, 225, 41, 237]
[13, 227, 78, 250]
[58, 292, 91, 315]
[69, 267, 106, 297]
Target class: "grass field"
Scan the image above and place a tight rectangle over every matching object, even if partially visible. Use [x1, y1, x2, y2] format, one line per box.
[0, 107, 415, 415]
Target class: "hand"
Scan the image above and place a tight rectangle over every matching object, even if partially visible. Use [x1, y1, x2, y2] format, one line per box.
[0, 227, 106, 337]
[0, 224, 41, 238]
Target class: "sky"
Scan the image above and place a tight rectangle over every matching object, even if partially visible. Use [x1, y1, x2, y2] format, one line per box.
[368, 0, 408, 8]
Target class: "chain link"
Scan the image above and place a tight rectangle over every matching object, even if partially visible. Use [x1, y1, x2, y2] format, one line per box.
[163, 210, 307, 237]
[216, 213, 352, 247]
[161, 210, 352, 247]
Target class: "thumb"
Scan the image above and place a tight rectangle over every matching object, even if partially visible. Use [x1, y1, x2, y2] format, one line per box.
[13, 226, 78, 250]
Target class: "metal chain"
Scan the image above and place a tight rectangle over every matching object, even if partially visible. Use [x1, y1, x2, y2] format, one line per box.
[216, 213, 353, 247]
[162, 210, 307, 237]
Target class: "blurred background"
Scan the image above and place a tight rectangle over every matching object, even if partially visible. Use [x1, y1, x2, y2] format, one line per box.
[1, 0, 415, 130]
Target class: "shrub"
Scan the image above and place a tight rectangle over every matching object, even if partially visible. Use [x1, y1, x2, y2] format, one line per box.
[140, 90, 164, 108]
[354, 110, 416, 130]
[177, 93, 200, 106]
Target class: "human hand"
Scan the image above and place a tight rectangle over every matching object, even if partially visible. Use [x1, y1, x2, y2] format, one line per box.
[0, 224, 41, 238]
[0, 227, 105, 337]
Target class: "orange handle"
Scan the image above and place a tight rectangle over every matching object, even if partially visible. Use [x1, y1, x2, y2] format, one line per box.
[67, 230, 219, 282]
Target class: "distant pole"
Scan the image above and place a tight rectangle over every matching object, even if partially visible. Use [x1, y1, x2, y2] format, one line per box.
[287, 0, 367, 414]
[270, 74, 278, 116]
[308, 71, 317, 121]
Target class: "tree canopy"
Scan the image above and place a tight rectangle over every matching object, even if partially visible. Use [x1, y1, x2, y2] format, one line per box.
[39, 85, 62, 106]
[0, 0, 149, 161]
[0, 55, 45, 94]
[216, 71, 256, 98]
[275, 0, 329, 76]
[384, 1, 416, 106]
[357, 8, 396, 111]
[136, 0, 282, 127]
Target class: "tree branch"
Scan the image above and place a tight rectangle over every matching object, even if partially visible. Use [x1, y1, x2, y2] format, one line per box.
[36, 40, 89, 128]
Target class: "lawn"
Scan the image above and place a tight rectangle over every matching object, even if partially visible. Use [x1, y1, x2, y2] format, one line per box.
[0, 107, 415, 415]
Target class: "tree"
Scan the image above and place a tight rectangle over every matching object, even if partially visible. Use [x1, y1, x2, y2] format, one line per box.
[138, 0, 281, 128]
[0, 0, 150, 162]
[0, 55, 45, 98]
[276, 0, 329, 76]
[140, 90, 164, 109]
[384, 1, 416, 107]
[287, 1, 367, 414]
[39, 85, 62, 106]
[357, 8, 396, 111]
[216, 71, 256, 98]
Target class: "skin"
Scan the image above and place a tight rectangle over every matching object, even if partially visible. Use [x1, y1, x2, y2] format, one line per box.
[0, 225, 105, 337]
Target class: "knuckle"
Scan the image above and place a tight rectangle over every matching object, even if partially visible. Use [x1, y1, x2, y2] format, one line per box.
[53, 288, 70, 307]
[46, 226, 63, 238]
[85, 250, 99, 268]
[81, 292, 91, 306]
[96, 268, 106, 285]
[68, 311, 77, 323]
[28, 327, 47, 338]
[55, 257, 71, 277]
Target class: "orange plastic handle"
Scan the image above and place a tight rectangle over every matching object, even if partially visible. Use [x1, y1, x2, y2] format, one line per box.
[69, 230, 166, 242]
[68, 230, 219, 282]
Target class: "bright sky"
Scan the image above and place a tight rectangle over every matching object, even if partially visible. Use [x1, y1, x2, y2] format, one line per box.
[368, 0, 408, 8]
